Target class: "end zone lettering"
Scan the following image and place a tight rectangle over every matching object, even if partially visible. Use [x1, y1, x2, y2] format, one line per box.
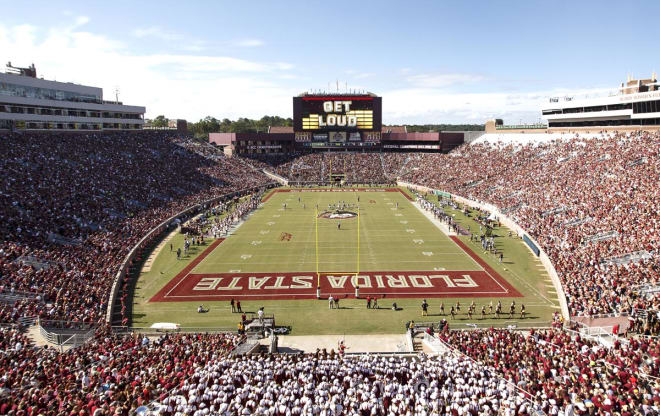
[191, 273, 479, 292]
[153, 267, 521, 301]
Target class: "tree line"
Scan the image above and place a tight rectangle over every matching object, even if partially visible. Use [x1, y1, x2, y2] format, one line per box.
[147, 115, 293, 138]
[147, 115, 484, 139]
[404, 124, 485, 132]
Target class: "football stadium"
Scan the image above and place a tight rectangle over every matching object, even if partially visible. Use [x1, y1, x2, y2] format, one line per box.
[2, 4, 660, 415]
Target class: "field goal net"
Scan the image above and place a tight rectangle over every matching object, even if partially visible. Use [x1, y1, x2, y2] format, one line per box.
[315, 206, 360, 289]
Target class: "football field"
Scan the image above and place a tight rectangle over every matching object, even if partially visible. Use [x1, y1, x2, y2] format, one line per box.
[133, 187, 559, 334]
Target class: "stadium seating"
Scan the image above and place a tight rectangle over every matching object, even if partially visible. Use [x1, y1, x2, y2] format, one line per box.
[247, 152, 395, 184]
[440, 328, 660, 415]
[0, 325, 242, 415]
[0, 131, 272, 325]
[150, 350, 540, 415]
[399, 131, 659, 321]
[1, 129, 658, 415]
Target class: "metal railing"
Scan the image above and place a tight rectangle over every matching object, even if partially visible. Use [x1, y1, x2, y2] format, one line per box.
[17, 316, 38, 327]
[38, 319, 95, 330]
[111, 325, 236, 335]
[413, 320, 552, 332]
[422, 332, 449, 352]
[0, 290, 44, 305]
[38, 323, 96, 351]
[573, 311, 629, 320]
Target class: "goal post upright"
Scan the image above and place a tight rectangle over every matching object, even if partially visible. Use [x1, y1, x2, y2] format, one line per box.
[315, 206, 319, 287]
[357, 207, 360, 275]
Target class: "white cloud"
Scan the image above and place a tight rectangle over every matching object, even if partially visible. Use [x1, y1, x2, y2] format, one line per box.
[132, 26, 182, 41]
[406, 73, 486, 88]
[344, 69, 374, 79]
[0, 17, 615, 125]
[380, 87, 607, 124]
[0, 18, 295, 121]
[232, 38, 264, 47]
[74, 16, 90, 28]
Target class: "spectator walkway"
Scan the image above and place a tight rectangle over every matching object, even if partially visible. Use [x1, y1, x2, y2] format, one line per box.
[262, 334, 409, 353]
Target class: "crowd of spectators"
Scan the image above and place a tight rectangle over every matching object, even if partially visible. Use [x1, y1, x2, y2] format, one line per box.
[0, 325, 242, 415]
[245, 152, 397, 184]
[147, 349, 539, 415]
[1, 129, 659, 415]
[0, 130, 272, 324]
[398, 131, 659, 319]
[440, 328, 660, 415]
[204, 191, 265, 238]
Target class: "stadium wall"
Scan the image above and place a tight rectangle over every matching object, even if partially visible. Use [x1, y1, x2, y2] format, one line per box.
[398, 180, 570, 320]
[106, 183, 277, 325]
[263, 170, 289, 185]
[461, 131, 486, 144]
[547, 125, 660, 133]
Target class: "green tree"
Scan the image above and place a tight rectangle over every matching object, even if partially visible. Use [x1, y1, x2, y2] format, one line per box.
[187, 115, 295, 138]
[152, 115, 169, 128]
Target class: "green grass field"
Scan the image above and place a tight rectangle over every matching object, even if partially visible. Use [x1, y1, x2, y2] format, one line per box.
[194, 189, 477, 274]
[132, 187, 560, 334]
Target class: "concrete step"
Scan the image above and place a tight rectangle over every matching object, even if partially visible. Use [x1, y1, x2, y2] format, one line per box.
[25, 324, 72, 351]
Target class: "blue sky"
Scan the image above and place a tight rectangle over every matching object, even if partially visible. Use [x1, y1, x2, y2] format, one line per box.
[1, 0, 659, 124]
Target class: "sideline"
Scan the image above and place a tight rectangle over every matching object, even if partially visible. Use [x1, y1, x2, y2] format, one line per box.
[142, 229, 178, 273]
[411, 198, 457, 236]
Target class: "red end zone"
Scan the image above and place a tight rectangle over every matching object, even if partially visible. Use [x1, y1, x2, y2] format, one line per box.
[150, 238, 521, 302]
[262, 187, 414, 202]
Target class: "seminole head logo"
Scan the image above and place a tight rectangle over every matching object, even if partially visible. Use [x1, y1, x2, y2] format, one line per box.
[318, 210, 358, 219]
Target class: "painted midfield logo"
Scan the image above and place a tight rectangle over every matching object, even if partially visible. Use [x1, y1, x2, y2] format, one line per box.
[318, 211, 357, 219]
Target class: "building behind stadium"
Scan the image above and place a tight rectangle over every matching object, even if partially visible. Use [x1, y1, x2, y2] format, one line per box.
[0, 62, 145, 131]
[486, 73, 660, 134]
[210, 91, 465, 155]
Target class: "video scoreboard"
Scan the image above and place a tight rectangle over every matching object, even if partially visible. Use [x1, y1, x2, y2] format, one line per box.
[293, 95, 382, 146]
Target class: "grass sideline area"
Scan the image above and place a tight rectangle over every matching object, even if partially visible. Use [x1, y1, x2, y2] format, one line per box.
[131, 186, 559, 335]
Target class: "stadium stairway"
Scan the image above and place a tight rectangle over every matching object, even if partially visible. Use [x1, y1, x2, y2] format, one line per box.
[412, 333, 424, 352]
[379, 154, 393, 179]
[397, 156, 417, 179]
